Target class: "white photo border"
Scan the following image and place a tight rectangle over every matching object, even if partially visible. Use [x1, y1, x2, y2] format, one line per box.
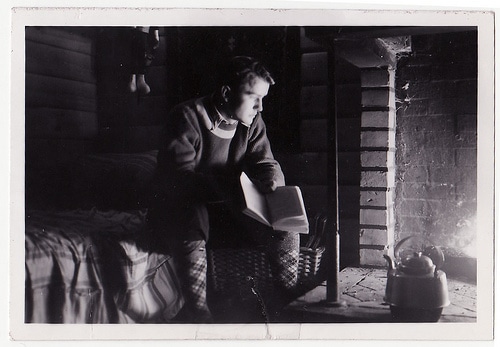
[8, 6, 495, 342]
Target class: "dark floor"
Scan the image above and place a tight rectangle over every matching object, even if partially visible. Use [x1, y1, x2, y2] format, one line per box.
[279, 267, 477, 323]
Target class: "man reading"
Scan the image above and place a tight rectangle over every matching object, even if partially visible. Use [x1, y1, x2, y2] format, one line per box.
[147, 56, 299, 322]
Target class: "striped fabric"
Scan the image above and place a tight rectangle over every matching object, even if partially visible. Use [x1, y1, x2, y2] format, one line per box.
[176, 241, 213, 322]
[25, 208, 184, 323]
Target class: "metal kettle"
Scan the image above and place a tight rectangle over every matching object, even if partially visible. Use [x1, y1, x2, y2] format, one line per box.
[384, 235, 450, 322]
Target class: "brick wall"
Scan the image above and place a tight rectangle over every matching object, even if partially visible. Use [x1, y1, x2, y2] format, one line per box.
[299, 31, 398, 267]
[297, 29, 477, 268]
[288, 29, 363, 267]
[359, 67, 396, 266]
[394, 31, 477, 257]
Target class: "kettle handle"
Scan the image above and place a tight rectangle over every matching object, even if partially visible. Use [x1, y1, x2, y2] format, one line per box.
[394, 235, 445, 270]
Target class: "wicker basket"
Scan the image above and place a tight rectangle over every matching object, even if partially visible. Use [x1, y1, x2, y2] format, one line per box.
[207, 212, 329, 301]
[297, 245, 326, 284]
[207, 245, 326, 300]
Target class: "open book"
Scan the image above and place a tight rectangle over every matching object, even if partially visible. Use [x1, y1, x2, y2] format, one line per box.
[239, 172, 309, 234]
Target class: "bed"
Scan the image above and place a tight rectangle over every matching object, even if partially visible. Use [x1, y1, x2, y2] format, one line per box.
[24, 150, 328, 323]
[24, 150, 185, 323]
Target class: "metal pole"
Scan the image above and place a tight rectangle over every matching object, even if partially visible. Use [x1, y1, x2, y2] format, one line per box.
[325, 41, 345, 307]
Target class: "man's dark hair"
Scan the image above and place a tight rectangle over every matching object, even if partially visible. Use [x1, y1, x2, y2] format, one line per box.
[219, 56, 275, 89]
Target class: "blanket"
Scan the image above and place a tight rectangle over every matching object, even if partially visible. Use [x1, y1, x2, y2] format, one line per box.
[25, 208, 184, 323]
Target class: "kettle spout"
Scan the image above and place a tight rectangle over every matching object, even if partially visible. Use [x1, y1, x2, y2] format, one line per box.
[383, 254, 395, 270]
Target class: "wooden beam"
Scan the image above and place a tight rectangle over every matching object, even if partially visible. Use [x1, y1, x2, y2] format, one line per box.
[305, 26, 475, 42]
[335, 38, 398, 68]
[335, 26, 476, 39]
[305, 26, 475, 68]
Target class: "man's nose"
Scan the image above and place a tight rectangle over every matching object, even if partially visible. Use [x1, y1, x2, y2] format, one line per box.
[256, 99, 263, 112]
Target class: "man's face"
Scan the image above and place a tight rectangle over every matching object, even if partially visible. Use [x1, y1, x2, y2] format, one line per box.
[226, 76, 270, 126]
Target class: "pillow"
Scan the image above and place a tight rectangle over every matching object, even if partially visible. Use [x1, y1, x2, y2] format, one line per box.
[69, 150, 158, 210]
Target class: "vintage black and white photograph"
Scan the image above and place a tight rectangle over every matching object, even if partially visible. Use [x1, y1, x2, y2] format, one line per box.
[9, 6, 495, 342]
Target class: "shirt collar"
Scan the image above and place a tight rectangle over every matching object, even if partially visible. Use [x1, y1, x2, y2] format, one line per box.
[209, 94, 244, 130]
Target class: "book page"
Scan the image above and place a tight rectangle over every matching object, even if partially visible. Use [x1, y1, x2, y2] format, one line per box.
[265, 186, 307, 224]
[239, 172, 270, 225]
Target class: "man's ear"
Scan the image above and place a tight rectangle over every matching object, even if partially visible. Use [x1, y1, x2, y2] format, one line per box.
[220, 85, 231, 103]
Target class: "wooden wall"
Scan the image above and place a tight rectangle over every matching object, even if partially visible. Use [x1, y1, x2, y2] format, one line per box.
[24, 27, 331, 217]
[25, 27, 98, 170]
[94, 27, 171, 153]
[25, 26, 303, 159]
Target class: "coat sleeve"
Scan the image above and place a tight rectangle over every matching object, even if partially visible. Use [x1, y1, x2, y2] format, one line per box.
[244, 115, 285, 191]
[156, 105, 211, 201]
[155, 104, 229, 203]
